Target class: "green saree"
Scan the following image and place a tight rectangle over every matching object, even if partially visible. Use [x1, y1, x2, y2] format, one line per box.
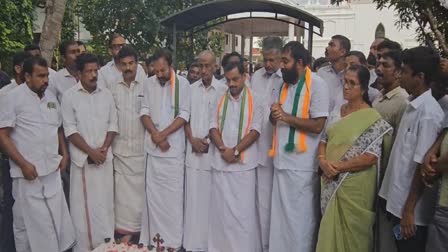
[316, 108, 392, 252]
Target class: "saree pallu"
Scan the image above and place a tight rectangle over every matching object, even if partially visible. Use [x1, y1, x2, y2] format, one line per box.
[316, 108, 392, 252]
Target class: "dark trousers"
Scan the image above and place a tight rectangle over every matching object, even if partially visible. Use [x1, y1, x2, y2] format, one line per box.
[390, 214, 428, 252]
[0, 156, 15, 252]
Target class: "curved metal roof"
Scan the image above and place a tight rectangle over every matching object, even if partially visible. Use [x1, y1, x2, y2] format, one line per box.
[160, 0, 324, 35]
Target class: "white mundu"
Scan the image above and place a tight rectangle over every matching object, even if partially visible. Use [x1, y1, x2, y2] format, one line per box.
[62, 83, 118, 252]
[139, 73, 190, 249]
[207, 85, 263, 252]
[183, 77, 227, 251]
[109, 75, 146, 235]
[98, 60, 147, 89]
[0, 84, 75, 252]
[250, 67, 283, 252]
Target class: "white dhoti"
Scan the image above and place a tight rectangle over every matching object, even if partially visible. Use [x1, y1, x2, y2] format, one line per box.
[13, 171, 76, 252]
[70, 160, 114, 252]
[113, 154, 145, 234]
[269, 168, 319, 252]
[183, 167, 212, 251]
[208, 169, 261, 252]
[256, 162, 274, 252]
[139, 154, 184, 249]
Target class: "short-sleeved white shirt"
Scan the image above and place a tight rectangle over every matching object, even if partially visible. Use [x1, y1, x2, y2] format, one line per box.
[0, 79, 19, 98]
[379, 90, 444, 225]
[317, 65, 344, 112]
[98, 60, 147, 90]
[0, 84, 62, 178]
[139, 74, 190, 157]
[186, 77, 227, 170]
[209, 86, 263, 172]
[273, 73, 330, 172]
[61, 83, 118, 167]
[48, 68, 78, 103]
[438, 95, 448, 128]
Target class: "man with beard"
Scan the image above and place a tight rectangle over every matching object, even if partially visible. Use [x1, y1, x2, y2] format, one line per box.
[108, 46, 146, 243]
[187, 61, 201, 84]
[250, 36, 283, 252]
[208, 61, 263, 252]
[48, 40, 81, 102]
[24, 44, 57, 77]
[139, 48, 190, 250]
[317, 34, 350, 111]
[62, 53, 118, 252]
[98, 34, 147, 89]
[269, 41, 329, 252]
[183, 50, 227, 252]
[0, 56, 76, 252]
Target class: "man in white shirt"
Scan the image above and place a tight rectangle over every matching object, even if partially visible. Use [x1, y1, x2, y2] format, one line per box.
[98, 34, 146, 89]
[61, 53, 118, 252]
[186, 61, 201, 84]
[269, 41, 329, 252]
[183, 50, 227, 252]
[48, 40, 80, 102]
[0, 52, 32, 97]
[317, 35, 350, 111]
[379, 46, 444, 252]
[208, 61, 263, 252]
[0, 57, 76, 252]
[108, 46, 146, 243]
[139, 49, 190, 250]
[250, 36, 284, 252]
[24, 44, 57, 77]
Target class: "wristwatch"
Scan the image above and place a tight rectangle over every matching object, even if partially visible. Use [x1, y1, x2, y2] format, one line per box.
[233, 148, 240, 158]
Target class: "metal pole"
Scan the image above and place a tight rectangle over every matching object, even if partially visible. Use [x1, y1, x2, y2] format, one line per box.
[172, 23, 177, 69]
[308, 25, 314, 55]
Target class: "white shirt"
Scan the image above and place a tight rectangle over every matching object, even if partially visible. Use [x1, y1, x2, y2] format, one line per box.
[379, 90, 444, 225]
[317, 65, 344, 112]
[273, 73, 330, 171]
[0, 84, 62, 178]
[438, 95, 448, 128]
[368, 70, 381, 103]
[139, 74, 190, 157]
[98, 60, 147, 89]
[61, 83, 118, 167]
[251, 67, 283, 166]
[109, 76, 146, 157]
[48, 68, 78, 103]
[0, 79, 19, 98]
[186, 77, 227, 170]
[209, 87, 263, 172]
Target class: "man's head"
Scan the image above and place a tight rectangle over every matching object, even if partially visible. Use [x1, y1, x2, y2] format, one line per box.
[224, 61, 246, 97]
[117, 45, 138, 82]
[281, 41, 310, 84]
[375, 50, 402, 90]
[312, 57, 330, 72]
[221, 52, 244, 68]
[377, 39, 402, 59]
[23, 56, 49, 96]
[76, 53, 99, 91]
[197, 50, 217, 85]
[401, 46, 440, 95]
[345, 51, 367, 68]
[24, 44, 41, 57]
[369, 37, 386, 59]
[13, 51, 33, 84]
[261, 36, 283, 74]
[152, 48, 173, 84]
[431, 75, 448, 101]
[77, 41, 87, 54]
[59, 40, 80, 68]
[145, 55, 155, 77]
[325, 35, 351, 62]
[108, 33, 126, 59]
[440, 58, 448, 77]
[187, 62, 201, 84]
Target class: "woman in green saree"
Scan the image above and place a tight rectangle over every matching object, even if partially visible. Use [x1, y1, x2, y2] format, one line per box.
[316, 65, 392, 252]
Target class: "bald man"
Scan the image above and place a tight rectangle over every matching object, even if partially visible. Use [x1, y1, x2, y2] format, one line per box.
[184, 51, 227, 252]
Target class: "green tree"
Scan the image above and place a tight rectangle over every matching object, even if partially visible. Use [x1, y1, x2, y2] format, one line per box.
[332, 0, 448, 56]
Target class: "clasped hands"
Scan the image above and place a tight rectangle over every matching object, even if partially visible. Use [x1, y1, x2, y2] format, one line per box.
[190, 137, 209, 153]
[87, 145, 109, 166]
[218, 145, 239, 164]
[319, 157, 344, 181]
[151, 131, 171, 152]
[270, 103, 289, 123]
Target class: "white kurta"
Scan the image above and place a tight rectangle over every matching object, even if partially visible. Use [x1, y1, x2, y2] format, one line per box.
[99, 60, 147, 90]
[207, 86, 263, 252]
[61, 83, 118, 252]
[139, 74, 190, 249]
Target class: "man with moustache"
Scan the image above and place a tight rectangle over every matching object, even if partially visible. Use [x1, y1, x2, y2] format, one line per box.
[24, 44, 57, 77]
[317, 35, 351, 111]
[0, 56, 76, 252]
[108, 46, 146, 243]
[269, 41, 329, 252]
[183, 50, 227, 252]
[250, 36, 284, 252]
[62, 53, 118, 252]
[0, 52, 32, 96]
[187, 61, 201, 84]
[139, 48, 190, 250]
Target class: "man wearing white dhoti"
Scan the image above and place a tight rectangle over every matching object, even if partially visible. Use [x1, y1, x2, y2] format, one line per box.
[61, 53, 118, 252]
[184, 51, 227, 252]
[0, 56, 76, 252]
[208, 61, 263, 252]
[268, 41, 329, 252]
[139, 48, 190, 250]
[250, 36, 284, 252]
[109, 46, 146, 243]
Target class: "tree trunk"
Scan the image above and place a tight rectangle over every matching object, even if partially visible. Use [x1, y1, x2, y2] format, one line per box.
[422, 8, 448, 56]
[39, 0, 67, 64]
